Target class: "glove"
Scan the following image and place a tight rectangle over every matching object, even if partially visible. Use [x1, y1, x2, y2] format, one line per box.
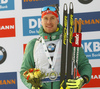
[32, 86, 40, 89]
[66, 77, 84, 89]
[32, 85, 42, 89]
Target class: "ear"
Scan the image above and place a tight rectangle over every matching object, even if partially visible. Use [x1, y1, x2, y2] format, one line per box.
[57, 17, 59, 24]
[41, 19, 43, 25]
[57, 20, 59, 24]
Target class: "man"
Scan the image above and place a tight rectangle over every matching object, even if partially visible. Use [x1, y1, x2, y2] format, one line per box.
[20, 5, 92, 89]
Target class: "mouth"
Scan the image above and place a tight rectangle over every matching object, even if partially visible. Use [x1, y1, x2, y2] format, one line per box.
[46, 26, 53, 28]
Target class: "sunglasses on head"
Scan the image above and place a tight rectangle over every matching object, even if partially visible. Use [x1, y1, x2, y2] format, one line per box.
[41, 6, 56, 12]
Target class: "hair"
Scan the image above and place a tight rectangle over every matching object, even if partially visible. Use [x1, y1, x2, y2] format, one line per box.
[49, 4, 59, 14]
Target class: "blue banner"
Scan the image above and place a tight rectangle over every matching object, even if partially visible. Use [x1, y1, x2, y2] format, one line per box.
[23, 16, 41, 36]
[0, 0, 14, 11]
[22, 0, 59, 9]
[82, 39, 100, 60]
[0, 72, 17, 89]
[74, 11, 100, 32]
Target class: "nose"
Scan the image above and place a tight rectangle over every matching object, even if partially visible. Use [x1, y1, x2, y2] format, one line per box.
[47, 19, 51, 24]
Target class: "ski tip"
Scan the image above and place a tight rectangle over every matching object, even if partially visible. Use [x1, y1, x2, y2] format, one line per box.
[79, 18, 82, 32]
[64, 3, 67, 10]
[69, 2, 73, 9]
[79, 18, 82, 20]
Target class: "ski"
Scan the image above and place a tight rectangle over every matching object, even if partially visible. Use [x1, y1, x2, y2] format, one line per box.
[60, 3, 68, 89]
[72, 18, 82, 79]
[75, 18, 82, 79]
[72, 18, 78, 79]
[66, 2, 74, 82]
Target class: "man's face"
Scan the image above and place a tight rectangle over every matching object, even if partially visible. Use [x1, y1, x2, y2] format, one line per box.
[41, 14, 59, 33]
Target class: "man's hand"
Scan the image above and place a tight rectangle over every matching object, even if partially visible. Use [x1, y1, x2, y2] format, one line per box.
[66, 77, 84, 89]
[32, 86, 40, 89]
